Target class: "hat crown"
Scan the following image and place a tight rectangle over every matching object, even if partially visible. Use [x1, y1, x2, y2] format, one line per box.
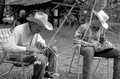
[27, 11, 53, 30]
[98, 10, 109, 22]
[34, 12, 48, 25]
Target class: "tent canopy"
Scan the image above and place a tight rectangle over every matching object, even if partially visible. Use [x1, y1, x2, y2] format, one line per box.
[5, 0, 51, 5]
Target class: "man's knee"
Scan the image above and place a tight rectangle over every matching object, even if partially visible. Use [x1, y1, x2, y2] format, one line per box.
[81, 47, 94, 56]
[113, 48, 120, 56]
[51, 46, 57, 54]
[36, 54, 46, 65]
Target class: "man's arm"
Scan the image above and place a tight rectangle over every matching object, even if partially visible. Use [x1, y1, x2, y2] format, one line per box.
[73, 26, 84, 45]
[2, 27, 27, 54]
[73, 24, 92, 46]
[99, 30, 113, 47]
[35, 33, 46, 50]
[74, 24, 102, 47]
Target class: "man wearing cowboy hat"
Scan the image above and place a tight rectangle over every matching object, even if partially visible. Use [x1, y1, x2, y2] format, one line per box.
[2, 12, 57, 79]
[73, 10, 120, 79]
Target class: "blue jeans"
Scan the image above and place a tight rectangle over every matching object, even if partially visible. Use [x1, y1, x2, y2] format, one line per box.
[80, 46, 120, 79]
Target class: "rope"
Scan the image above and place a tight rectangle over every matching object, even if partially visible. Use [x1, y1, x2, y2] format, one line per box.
[35, 0, 99, 71]
[47, 0, 98, 57]
[43, 45, 76, 56]
[81, 0, 98, 41]
[34, 45, 76, 65]
[56, 45, 76, 56]
[46, 0, 98, 60]
[48, 1, 77, 46]
[79, 0, 99, 74]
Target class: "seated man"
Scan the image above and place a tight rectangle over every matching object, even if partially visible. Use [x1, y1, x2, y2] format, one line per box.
[2, 11, 57, 79]
[73, 10, 120, 79]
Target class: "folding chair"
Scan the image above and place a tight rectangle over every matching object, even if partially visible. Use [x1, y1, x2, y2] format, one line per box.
[69, 45, 112, 79]
[0, 28, 29, 79]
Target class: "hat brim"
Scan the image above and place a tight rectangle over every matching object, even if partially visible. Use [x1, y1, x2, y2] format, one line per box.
[45, 22, 53, 30]
[101, 22, 108, 29]
[27, 17, 53, 30]
[93, 10, 108, 29]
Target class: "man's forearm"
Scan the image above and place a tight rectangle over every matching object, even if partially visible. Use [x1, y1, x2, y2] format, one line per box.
[2, 41, 26, 54]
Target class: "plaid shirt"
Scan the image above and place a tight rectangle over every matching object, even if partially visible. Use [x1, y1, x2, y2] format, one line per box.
[73, 23, 107, 46]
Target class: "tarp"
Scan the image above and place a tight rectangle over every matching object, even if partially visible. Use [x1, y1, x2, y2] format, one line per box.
[5, 0, 51, 5]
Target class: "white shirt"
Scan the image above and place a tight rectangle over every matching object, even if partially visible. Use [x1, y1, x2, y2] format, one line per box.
[2, 23, 45, 54]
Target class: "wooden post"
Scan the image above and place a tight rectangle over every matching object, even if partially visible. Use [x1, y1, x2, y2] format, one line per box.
[0, 0, 5, 24]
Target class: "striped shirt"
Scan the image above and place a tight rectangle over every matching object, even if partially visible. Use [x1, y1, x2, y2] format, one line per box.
[2, 23, 45, 55]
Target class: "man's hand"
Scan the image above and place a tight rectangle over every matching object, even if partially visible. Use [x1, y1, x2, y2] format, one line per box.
[103, 41, 113, 47]
[36, 42, 47, 49]
[90, 41, 101, 47]
[82, 41, 96, 47]
[78, 40, 101, 47]
[26, 46, 34, 54]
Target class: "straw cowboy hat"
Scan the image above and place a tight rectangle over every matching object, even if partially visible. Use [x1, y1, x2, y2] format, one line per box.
[93, 10, 109, 29]
[27, 12, 53, 30]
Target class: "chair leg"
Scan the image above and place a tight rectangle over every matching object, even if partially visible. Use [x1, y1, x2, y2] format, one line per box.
[77, 45, 81, 79]
[108, 59, 110, 79]
[0, 51, 7, 65]
[69, 47, 77, 73]
[19, 53, 27, 79]
[0, 65, 14, 77]
[77, 54, 80, 79]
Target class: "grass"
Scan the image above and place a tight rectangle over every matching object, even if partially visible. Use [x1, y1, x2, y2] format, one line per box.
[0, 23, 120, 79]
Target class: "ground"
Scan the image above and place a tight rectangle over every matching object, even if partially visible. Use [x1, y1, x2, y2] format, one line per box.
[0, 23, 120, 79]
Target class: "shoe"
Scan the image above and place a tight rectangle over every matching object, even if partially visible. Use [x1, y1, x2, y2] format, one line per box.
[44, 72, 53, 78]
[52, 73, 59, 79]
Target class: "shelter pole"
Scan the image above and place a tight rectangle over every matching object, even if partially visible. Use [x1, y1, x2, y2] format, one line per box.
[81, 0, 98, 40]
[48, 1, 77, 46]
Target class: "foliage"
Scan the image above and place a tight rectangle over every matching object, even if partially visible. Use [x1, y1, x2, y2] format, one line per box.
[2, 0, 120, 28]
[58, 0, 120, 29]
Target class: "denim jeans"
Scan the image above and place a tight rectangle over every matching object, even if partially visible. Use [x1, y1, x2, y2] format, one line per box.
[9, 47, 57, 79]
[80, 46, 120, 79]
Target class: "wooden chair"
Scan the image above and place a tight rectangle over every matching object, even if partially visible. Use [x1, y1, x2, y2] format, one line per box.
[0, 28, 29, 79]
[69, 45, 112, 79]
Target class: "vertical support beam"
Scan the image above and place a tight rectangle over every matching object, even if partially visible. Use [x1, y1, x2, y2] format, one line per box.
[0, 0, 5, 24]
[77, 45, 81, 79]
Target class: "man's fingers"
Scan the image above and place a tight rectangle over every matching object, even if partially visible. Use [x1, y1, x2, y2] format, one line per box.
[36, 42, 47, 49]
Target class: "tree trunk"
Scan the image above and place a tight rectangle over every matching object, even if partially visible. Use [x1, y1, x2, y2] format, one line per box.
[0, 0, 5, 24]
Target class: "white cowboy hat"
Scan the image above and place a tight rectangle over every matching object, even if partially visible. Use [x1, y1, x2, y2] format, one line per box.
[27, 12, 53, 30]
[93, 10, 109, 29]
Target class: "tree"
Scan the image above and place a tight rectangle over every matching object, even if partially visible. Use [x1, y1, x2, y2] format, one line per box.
[0, 0, 5, 24]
